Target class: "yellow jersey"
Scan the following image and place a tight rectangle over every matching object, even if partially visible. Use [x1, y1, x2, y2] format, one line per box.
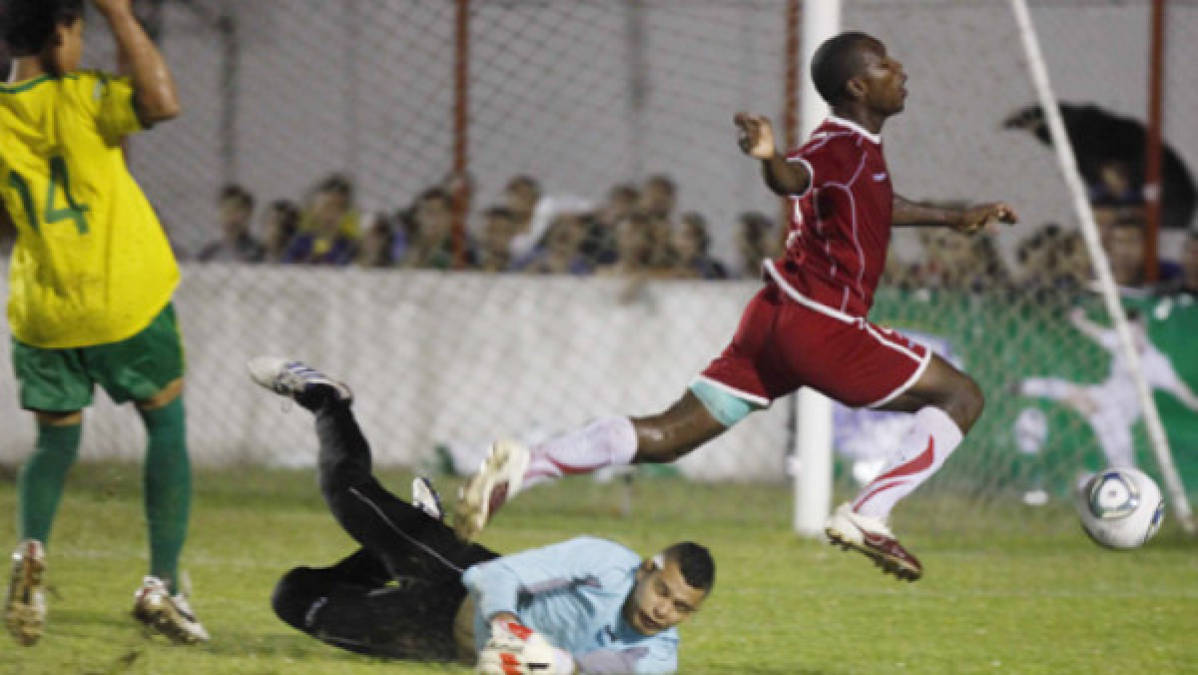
[0, 71, 179, 349]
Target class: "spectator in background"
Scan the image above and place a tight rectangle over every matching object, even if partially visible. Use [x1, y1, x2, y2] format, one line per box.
[1014, 223, 1063, 286]
[356, 213, 395, 268]
[399, 187, 469, 269]
[477, 206, 518, 273]
[596, 211, 656, 277]
[1171, 229, 1198, 296]
[912, 228, 1008, 293]
[502, 174, 540, 258]
[262, 200, 300, 264]
[197, 184, 263, 263]
[521, 213, 592, 276]
[583, 183, 639, 267]
[1107, 210, 1147, 288]
[505, 174, 594, 262]
[284, 175, 360, 265]
[641, 175, 677, 269]
[671, 212, 727, 280]
[733, 211, 777, 278]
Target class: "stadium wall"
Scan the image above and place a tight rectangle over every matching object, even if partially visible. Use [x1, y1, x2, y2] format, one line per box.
[0, 266, 794, 482]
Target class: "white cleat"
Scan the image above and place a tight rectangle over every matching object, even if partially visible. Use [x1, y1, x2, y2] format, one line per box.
[824, 502, 923, 582]
[4, 539, 46, 646]
[132, 575, 209, 644]
[454, 440, 531, 541]
[412, 477, 444, 522]
[246, 357, 352, 403]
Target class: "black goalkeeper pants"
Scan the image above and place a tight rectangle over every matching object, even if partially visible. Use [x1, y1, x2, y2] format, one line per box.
[270, 386, 498, 661]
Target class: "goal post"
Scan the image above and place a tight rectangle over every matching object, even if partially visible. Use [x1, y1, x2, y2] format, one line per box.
[792, 0, 839, 538]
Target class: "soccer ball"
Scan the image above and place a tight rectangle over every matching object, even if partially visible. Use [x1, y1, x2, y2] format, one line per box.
[1076, 468, 1165, 549]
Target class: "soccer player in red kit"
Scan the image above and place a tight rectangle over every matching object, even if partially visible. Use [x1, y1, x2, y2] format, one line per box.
[456, 32, 1017, 581]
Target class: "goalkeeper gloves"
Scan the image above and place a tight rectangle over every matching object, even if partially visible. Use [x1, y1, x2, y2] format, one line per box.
[477, 620, 575, 674]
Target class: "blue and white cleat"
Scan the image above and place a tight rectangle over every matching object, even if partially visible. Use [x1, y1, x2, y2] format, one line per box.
[246, 357, 352, 403]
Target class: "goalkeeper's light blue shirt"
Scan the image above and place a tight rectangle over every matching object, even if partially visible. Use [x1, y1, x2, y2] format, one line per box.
[462, 536, 679, 674]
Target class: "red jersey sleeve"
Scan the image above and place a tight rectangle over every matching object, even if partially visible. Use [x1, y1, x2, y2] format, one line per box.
[785, 133, 856, 198]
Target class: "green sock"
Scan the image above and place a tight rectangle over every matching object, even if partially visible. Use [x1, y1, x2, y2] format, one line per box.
[17, 422, 83, 544]
[140, 397, 191, 595]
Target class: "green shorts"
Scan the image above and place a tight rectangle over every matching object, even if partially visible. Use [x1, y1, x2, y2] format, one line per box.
[11, 303, 185, 412]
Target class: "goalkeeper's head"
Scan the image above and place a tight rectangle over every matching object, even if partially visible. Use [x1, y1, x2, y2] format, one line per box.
[624, 542, 715, 636]
[2, 0, 85, 74]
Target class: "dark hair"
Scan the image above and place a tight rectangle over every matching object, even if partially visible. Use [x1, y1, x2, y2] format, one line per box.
[483, 205, 514, 221]
[738, 211, 773, 240]
[1112, 210, 1146, 230]
[219, 184, 255, 211]
[3, 0, 84, 56]
[506, 174, 540, 197]
[418, 187, 451, 206]
[268, 199, 300, 234]
[645, 174, 676, 195]
[811, 31, 877, 106]
[664, 542, 715, 592]
[316, 173, 354, 200]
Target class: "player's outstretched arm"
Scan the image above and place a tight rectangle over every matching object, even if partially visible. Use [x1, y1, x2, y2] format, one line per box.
[735, 112, 810, 197]
[93, 0, 180, 126]
[892, 194, 1018, 233]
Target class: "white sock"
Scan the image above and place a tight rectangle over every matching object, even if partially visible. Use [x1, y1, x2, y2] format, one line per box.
[523, 416, 638, 488]
[851, 406, 964, 520]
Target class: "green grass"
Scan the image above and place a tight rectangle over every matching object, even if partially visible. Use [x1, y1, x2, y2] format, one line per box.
[1, 463, 1196, 674]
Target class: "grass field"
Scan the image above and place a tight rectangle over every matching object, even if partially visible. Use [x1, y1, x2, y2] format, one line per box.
[1, 462, 1195, 674]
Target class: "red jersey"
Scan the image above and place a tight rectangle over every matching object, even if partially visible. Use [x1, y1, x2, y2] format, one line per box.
[763, 116, 892, 319]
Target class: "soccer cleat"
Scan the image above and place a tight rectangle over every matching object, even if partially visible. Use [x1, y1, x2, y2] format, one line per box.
[412, 476, 444, 521]
[246, 356, 352, 403]
[454, 440, 531, 541]
[132, 576, 210, 644]
[824, 502, 923, 582]
[4, 539, 47, 646]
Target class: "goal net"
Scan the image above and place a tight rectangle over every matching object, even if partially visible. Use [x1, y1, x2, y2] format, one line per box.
[1, 1, 1195, 526]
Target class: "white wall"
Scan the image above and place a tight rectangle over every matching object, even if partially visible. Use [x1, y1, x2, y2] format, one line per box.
[0, 266, 792, 481]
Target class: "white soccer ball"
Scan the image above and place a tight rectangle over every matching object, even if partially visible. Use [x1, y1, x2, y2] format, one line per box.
[1076, 468, 1165, 549]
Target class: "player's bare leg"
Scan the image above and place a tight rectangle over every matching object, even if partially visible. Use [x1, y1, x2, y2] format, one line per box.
[825, 354, 983, 581]
[455, 391, 726, 540]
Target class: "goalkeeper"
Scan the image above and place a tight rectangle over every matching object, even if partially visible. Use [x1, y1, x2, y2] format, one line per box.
[248, 357, 714, 674]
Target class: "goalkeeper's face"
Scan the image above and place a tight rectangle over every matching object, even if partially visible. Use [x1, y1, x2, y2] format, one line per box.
[624, 558, 707, 636]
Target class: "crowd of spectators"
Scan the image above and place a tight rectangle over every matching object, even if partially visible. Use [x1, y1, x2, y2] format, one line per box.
[3, 164, 1192, 300]
[186, 172, 779, 281]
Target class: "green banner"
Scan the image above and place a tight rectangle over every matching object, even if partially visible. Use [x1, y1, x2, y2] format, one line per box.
[854, 288, 1198, 499]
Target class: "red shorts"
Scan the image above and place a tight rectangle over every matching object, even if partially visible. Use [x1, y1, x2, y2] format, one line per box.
[699, 283, 931, 408]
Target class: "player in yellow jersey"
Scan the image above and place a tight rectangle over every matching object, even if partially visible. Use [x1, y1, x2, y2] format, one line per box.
[1, 0, 206, 645]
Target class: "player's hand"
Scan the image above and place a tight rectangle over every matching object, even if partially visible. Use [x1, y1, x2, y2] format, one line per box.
[954, 202, 1017, 234]
[477, 621, 574, 674]
[734, 112, 777, 160]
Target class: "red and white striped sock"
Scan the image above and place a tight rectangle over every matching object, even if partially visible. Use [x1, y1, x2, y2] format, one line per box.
[852, 406, 964, 520]
[522, 416, 638, 489]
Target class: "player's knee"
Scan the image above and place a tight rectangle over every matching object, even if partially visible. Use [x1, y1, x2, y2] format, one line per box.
[953, 375, 985, 431]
